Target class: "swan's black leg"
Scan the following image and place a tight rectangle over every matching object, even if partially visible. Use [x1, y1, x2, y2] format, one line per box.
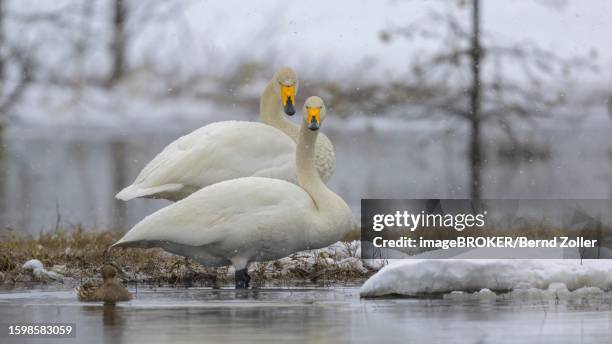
[235, 268, 250, 289]
[211, 269, 221, 289]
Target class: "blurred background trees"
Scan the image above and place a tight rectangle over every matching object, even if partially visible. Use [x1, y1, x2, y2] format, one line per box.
[0, 0, 610, 232]
[378, 0, 596, 201]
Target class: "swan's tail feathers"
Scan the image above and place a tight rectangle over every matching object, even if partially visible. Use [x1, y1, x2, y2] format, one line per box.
[115, 183, 183, 201]
[112, 237, 146, 249]
[112, 238, 137, 248]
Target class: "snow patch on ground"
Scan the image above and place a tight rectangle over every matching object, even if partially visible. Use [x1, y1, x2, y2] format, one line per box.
[360, 259, 612, 297]
[251, 241, 370, 280]
[22, 259, 64, 282]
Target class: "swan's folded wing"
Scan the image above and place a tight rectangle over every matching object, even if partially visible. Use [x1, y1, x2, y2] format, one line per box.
[128, 121, 297, 190]
[115, 177, 315, 248]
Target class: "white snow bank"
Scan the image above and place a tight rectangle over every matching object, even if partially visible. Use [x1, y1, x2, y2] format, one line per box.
[22, 259, 64, 281]
[360, 259, 612, 297]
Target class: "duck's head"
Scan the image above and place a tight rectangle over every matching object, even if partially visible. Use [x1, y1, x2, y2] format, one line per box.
[302, 96, 327, 131]
[101, 265, 118, 281]
[272, 67, 298, 116]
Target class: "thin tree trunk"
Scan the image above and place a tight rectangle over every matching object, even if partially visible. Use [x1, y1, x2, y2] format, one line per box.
[111, 140, 127, 231]
[108, 0, 126, 86]
[468, 0, 483, 202]
[0, 0, 5, 84]
[0, 0, 6, 225]
[75, 0, 94, 89]
[0, 125, 5, 227]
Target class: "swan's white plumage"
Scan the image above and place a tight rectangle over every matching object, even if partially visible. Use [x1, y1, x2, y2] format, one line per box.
[115, 176, 351, 269]
[116, 121, 296, 201]
[114, 96, 352, 272]
[116, 67, 336, 201]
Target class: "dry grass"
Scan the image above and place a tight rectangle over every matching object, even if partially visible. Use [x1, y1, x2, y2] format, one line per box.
[0, 227, 374, 288]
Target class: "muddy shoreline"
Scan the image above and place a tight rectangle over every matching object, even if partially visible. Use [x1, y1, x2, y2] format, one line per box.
[0, 228, 375, 289]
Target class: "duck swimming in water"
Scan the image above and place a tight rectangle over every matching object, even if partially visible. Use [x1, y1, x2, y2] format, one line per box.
[76, 265, 132, 304]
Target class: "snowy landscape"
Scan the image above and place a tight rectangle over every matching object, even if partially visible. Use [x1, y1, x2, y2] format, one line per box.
[1, 1, 612, 343]
[1, 0, 612, 232]
[361, 258, 612, 297]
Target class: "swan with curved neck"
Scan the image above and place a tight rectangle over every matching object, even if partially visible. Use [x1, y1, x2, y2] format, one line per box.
[261, 68, 336, 182]
[113, 96, 353, 288]
[260, 67, 299, 134]
[116, 67, 334, 202]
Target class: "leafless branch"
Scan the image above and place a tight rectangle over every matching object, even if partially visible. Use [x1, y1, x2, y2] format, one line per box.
[0, 44, 34, 117]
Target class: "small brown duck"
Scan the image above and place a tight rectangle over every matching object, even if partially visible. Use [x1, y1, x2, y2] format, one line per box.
[77, 265, 132, 304]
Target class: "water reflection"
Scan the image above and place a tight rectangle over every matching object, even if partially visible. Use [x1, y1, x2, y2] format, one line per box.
[1, 123, 612, 234]
[0, 288, 611, 343]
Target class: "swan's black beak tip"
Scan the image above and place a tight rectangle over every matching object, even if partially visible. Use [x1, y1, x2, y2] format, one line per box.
[308, 118, 320, 131]
[284, 98, 295, 116]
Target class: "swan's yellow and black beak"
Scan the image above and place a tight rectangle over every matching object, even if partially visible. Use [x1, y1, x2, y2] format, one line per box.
[307, 107, 321, 131]
[281, 85, 296, 116]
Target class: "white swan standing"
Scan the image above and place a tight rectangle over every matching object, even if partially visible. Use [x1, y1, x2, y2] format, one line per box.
[116, 67, 336, 201]
[113, 97, 353, 288]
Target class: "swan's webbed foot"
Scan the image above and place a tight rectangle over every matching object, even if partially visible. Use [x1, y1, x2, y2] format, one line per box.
[235, 268, 250, 289]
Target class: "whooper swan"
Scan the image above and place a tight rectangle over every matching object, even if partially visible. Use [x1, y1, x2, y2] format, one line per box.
[116, 67, 335, 201]
[113, 96, 352, 288]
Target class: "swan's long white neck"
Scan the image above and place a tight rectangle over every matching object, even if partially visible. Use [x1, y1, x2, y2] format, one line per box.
[296, 121, 335, 211]
[259, 81, 299, 140]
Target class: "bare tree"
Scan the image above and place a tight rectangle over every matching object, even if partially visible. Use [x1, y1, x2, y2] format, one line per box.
[108, 0, 127, 86]
[380, 0, 595, 201]
[105, 0, 196, 87]
[0, 0, 5, 84]
[0, 0, 35, 227]
[0, 0, 35, 122]
[110, 139, 127, 230]
[74, 0, 96, 88]
[468, 0, 482, 201]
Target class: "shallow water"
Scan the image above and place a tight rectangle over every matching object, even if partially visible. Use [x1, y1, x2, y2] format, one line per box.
[0, 287, 611, 343]
[2, 121, 612, 234]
